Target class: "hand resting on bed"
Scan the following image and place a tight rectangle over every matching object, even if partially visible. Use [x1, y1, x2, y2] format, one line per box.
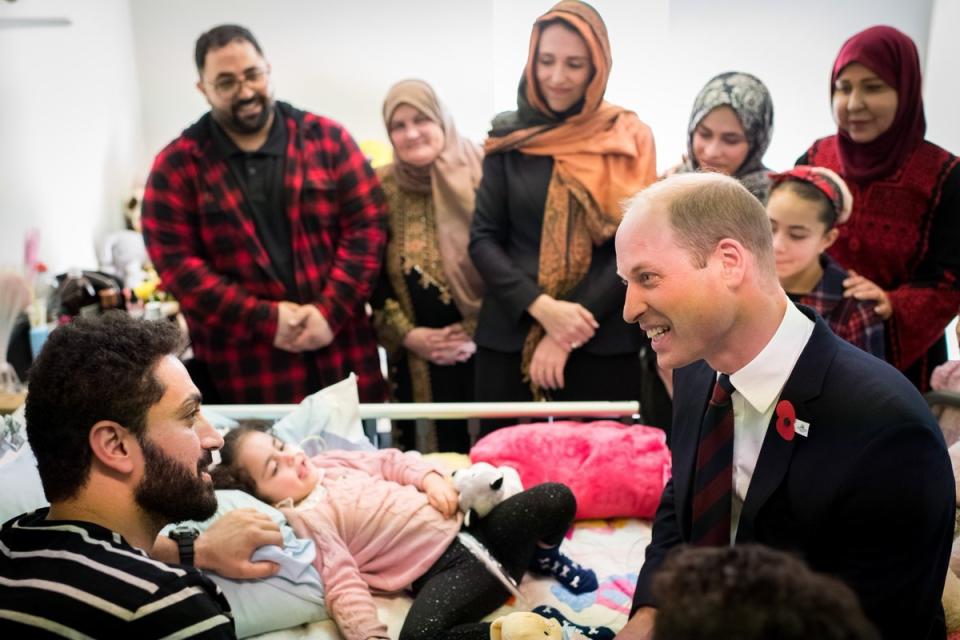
[152, 508, 284, 579]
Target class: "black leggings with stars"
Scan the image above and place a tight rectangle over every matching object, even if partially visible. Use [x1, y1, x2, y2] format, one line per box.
[398, 482, 576, 640]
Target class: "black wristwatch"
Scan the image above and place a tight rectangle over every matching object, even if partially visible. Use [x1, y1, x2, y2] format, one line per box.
[169, 527, 200, 567]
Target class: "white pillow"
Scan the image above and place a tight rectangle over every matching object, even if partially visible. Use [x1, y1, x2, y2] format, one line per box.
[0, 445, 45, 524]
[272, 373, 374, 455]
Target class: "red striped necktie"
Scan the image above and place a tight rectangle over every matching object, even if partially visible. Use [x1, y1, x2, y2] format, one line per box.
[691, 373, 735, 546]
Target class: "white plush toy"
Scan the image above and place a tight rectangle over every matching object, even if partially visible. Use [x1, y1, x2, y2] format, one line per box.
[452, 462, 523, 526]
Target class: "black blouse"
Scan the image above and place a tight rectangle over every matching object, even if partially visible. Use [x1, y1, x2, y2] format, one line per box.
[469, 150, 642, 355]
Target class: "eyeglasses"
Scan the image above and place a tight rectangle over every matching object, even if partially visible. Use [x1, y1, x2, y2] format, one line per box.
[208, 67, 269, 97]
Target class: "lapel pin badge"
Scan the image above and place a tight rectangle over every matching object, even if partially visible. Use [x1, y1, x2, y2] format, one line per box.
[794, 419, 810, 438]
[775, 400, 797, 441]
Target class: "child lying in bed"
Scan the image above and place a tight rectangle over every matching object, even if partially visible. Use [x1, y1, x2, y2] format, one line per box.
[211, 424, 604, 640]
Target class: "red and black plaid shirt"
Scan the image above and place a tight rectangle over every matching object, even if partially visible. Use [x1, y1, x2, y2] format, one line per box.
[142, 102, 387, 403]
[790, 254, 886, 359]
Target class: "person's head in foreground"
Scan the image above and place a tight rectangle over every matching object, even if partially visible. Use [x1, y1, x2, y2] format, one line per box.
[212, 423, 317, 505]
[615, 172, 784, 374]
[26, 312, 221, 545]
[651, 544, 879, 640]
[766, 165, 853, 294]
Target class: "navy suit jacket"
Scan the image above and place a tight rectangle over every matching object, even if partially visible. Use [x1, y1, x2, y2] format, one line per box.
[632, 309, 955, 640]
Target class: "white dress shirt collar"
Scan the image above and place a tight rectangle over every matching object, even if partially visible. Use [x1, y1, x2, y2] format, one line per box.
[729, 300, 815, 415]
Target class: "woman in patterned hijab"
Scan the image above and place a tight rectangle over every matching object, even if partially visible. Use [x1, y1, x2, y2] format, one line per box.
[679, 71, 775, 202]
[644, 71, 775, 431]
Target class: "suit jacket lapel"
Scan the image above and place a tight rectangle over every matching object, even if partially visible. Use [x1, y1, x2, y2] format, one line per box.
[735, 314, 837, 542]
[674, 360, 716, 538]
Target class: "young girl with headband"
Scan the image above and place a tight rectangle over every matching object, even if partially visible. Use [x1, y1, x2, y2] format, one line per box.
[766, 165, 885, 358]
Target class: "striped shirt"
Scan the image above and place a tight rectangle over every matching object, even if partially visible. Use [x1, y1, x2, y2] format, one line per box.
[0, 509, 235, 639]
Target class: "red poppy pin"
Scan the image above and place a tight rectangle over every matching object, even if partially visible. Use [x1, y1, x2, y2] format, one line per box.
[775, 400, 796, 441]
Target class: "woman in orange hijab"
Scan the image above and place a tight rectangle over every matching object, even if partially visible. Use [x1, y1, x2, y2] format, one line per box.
[469, 1, 656, 431]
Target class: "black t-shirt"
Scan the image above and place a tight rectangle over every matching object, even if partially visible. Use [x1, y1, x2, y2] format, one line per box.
[211, 109, 297, 299]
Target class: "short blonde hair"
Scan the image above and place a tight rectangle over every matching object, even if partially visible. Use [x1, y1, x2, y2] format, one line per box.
[625, 173, 775, 276]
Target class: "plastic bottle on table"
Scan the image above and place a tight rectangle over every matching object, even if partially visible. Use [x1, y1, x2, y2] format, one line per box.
[27, 262, 52, 328]
[27, 263, 54, 357]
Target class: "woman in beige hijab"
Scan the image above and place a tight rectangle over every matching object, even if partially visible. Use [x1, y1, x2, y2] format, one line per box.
[372, 79, 485, 453]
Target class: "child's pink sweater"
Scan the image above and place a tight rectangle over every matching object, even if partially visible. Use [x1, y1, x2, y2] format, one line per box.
[281, 449, 461, 640]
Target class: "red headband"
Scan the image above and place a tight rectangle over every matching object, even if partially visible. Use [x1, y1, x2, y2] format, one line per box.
[768, 165, 853, 225]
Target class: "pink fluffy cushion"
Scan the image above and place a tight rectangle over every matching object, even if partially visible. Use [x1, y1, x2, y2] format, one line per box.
[470, 421, 671, 520]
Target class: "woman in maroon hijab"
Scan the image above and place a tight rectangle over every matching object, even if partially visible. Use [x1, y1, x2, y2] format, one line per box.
[799, 25, 960, 390]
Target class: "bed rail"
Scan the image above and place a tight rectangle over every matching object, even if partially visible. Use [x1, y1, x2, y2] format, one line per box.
[204, 400, 640, 421]
[204, 400, 642, 449]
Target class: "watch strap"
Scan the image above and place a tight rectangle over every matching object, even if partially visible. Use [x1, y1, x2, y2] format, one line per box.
[170, 527, 199, 567]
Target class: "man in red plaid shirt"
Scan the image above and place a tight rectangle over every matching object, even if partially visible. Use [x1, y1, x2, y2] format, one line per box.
[142, 24, 387, 403]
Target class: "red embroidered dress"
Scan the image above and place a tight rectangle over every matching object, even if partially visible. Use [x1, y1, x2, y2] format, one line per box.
[801, 26, 960, 390]
[802, 137, 960, 388]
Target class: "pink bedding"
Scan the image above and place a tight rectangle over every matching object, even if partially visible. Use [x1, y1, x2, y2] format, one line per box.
[470, 421, 671, 520]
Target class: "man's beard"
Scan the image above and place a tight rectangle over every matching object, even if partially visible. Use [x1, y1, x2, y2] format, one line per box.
[134, 438, 218, 525]
[216, 92, 273, 135]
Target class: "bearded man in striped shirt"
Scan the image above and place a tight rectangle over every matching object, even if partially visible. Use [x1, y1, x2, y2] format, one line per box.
[1, 313, 237, 638]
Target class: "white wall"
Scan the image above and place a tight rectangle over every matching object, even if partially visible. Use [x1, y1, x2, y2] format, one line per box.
[130, 0, 935, 176]
[926, 0, 960, 165]
[0, 0, 143, 275]
[129, 0, 497, 171]
[926, 0, 960, 360]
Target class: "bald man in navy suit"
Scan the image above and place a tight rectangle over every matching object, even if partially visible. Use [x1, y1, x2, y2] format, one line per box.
[615, 173, 954, 640]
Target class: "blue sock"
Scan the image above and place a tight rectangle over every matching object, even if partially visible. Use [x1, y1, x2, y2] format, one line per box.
[532, 605, 615, 640]
[530, 545, 598, 594]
